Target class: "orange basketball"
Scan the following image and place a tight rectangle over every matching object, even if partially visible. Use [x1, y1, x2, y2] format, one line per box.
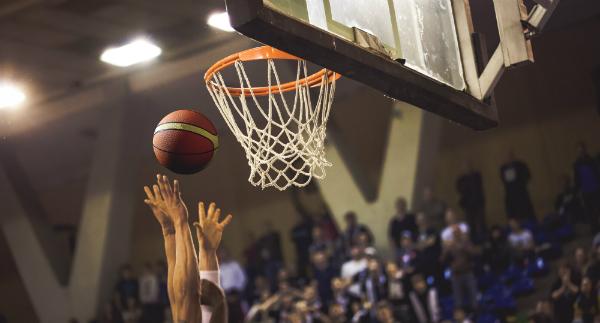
[153, 109, 219, 174]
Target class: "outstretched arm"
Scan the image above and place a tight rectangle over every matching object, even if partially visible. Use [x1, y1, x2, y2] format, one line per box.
[194, 201, 233, 323]
[156, 175, 201, 323]
[143, 182, 177, 319]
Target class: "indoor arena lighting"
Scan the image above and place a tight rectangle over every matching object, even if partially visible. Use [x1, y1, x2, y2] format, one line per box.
[100, 38, 162, 67]
[0, 82, 26, 109]
[207, 12, 235, 32]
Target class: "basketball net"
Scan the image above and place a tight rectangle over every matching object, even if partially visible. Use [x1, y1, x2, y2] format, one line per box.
[205, 48, 338, 190]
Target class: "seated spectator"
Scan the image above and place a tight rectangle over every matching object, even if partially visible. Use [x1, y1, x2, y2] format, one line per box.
[550, 262, 579, 323]
[441, 227, 479, 312]
[441, 209, 469, 243]
[408, 274, 440, 323]
[507, 218, 535, 266]
[331, 277, 354, 314]
[484, 225, 511, 273]
[341, 246, 368, 297]
[342, 212, 374, 251]
[388, 197, 417, 250]
[554, 174, 582, 221]
[528, 299, 555, 323]
[311, 251, 337, 308]
[573, 277, 597, 323]
[415, 212, 441, 279]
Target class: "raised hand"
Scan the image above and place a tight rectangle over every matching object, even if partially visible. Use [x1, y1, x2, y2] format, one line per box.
[194, 202, 233, 252]
[155, 174, 188, 224]
[143, 184, 171, 227]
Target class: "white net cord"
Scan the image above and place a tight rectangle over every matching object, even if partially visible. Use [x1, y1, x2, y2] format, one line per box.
[206, 59, 337, 190]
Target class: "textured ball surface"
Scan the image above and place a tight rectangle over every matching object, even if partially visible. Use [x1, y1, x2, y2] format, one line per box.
[153, 109, 219, 174]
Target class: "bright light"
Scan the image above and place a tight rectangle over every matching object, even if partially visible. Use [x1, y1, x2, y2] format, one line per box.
[100, 38, 162, 67]
[207, 12, 234, 32]
[0, 83, 26, 109]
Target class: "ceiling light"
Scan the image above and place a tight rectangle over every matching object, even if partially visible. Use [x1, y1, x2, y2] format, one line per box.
[100, 38, 162, 67]
[0, 83, 26, 109]
[207, 12, 235, 32]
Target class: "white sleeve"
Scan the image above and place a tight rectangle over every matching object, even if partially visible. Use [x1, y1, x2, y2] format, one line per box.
[200, 271, 221, 323]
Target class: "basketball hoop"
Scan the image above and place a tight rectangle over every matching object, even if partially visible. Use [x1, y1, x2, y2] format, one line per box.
[205, 46, 340, 190]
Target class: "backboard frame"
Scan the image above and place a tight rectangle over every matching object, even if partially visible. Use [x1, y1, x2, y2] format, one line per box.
[224, 0, 558, 130]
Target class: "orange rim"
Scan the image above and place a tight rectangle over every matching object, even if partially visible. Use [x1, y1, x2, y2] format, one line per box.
[204, 46, 341, 97]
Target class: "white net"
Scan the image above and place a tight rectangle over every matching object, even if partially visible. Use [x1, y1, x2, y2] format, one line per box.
[206, 58, 337, 190]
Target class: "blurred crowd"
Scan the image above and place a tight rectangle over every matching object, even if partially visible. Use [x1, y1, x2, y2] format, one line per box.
[97, 142, 599, 323]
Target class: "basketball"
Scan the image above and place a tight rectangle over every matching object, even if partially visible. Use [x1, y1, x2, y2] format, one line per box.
[153, 109, 219, 174]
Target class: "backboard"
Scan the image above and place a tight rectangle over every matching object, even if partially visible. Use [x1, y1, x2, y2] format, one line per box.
[224, 0, 559, 130]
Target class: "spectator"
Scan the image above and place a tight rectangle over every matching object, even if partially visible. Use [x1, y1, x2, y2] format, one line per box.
[453, 308, 473, 323]
[507, 218, 535, 266]
[219, 248, 247, 322]
[408, 274, 440, 323]
[573, 142, 600, 233]
[484, 225, 511, 274]
[396, 232, 418, 275]
[374, 301, 395, 323]
[121, 297, 142, 323]
[550, 262, 579, 323]
[572, 247, 589, 286]
[349, 300, 370, 323]
[388, 197, 417, 250]
[257, 222, 283, 288]
[331, 277, 354, 314]
[587, 244, 600, 284]
[573, 277, 597, 323]
[441, 209, 469, 243]
[456, 164, 486, 241]
[115, 265, 139, 305]
[342, 212, 374, 251]
[328, 303, 347, 323]
[290, 213, 314, 278]
[554, 174, 582, 221]
[341, 246, 368, 297]
[311, 251, 337, 307]
[415, 212, 441, 279]
[138, 263, 160, 323]
[500, 150, 535, 220]
[441, 227, 479, 312]
[309, 226, 334, 257]
[219, 248, 247, 293]
[357, 258, 387, 305]
[418, 187, 447, 230]
[384, 261, 410, 321]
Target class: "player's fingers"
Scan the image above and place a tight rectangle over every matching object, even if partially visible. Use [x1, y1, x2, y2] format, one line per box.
[207, 202, 216, 220]
[156, 174, 167, 200]
[152, 185, 162, 201]
[164, 175, 173, 194]
[198, 201, 206, 224]
[144, 199, 152, 205]
[193, 222, 205, 240]
[143, 186, 154, 200]
[219, 214, 233, 228]
[173, 180, 180, 197]
[213, 208, 221, 222]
